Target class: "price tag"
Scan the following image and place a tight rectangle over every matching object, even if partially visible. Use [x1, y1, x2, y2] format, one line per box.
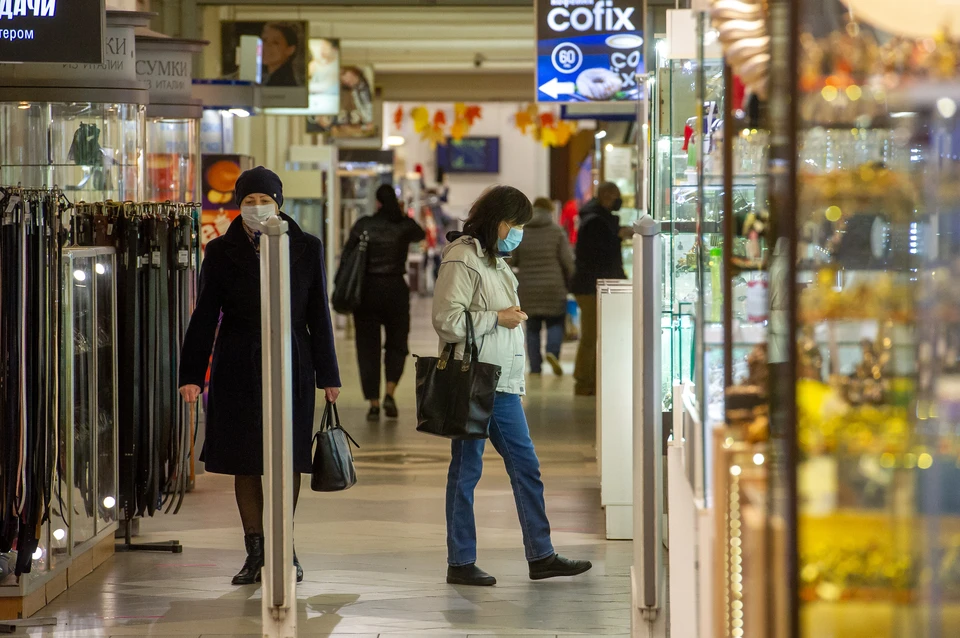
[178, 249, 189, 266]
[107, 223, 114, 235]
[4, 195, 20, 215]
[152, 250, 161, 265]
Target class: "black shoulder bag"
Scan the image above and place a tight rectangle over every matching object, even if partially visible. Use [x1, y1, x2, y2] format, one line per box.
[311, 401, 359, 492]
[414, 311, 501, 440]
[331, 228, 368, 315]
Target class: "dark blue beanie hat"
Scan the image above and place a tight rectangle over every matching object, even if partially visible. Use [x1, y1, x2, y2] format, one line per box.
[235, 166, 284, 208]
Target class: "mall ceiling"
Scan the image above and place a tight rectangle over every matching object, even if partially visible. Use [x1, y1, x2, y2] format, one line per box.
[205, 6, 535, 73]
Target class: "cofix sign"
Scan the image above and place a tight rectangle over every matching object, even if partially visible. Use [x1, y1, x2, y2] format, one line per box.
[0, 0, 104, 63]
[536, 0, 644, 103]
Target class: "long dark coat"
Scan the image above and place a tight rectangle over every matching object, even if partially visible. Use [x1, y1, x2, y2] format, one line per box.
[179, 214, 341, 475]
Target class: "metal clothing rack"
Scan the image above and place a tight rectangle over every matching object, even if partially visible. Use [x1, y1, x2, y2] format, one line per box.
[71, 201, 199, 555]
[0, 186, 67, 577]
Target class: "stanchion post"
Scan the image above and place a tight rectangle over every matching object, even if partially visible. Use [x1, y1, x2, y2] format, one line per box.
[259, 216, 297, 638]
[632, 216, 664, 628]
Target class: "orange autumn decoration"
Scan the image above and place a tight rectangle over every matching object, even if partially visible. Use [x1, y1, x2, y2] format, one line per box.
[401, 104, 484, 148]
[514, 103, 574, 147]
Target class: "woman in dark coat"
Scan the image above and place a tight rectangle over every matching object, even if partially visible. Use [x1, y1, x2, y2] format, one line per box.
[345, 184, 425, 422]
[178, 166, 340, 585]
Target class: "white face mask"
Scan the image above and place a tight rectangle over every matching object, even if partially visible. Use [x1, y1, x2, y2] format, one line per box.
[240, 203, 276, 228]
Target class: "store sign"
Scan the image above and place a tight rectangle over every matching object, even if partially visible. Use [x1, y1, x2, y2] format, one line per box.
[137, 49, 193, 99]
[3, 22, 135, 82]
[536, 0, 644, 103]
[0, 0, 104, 64]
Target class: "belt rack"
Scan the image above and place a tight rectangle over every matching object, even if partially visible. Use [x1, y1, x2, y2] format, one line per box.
[71, 201, 200, 554]
[0, 186, 67, 577]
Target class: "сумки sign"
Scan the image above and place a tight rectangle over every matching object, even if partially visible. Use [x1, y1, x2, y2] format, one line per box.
[536, 0, 644, 103]
[0, 0, 104, 64]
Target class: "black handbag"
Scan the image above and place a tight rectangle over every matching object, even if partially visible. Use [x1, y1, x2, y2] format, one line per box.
[414, 311, 501, 440]
[331, 229, 368, 315]
[310, 401, 359, 492]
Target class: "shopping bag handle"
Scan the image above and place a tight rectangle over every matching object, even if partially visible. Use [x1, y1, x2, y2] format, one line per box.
[316, 400, 359, 448]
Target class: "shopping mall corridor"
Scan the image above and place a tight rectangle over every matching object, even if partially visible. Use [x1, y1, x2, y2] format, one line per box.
[27, 298, 632, 637]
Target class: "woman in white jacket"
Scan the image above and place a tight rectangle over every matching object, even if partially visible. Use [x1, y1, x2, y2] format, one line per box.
[433, 185, 592, 586]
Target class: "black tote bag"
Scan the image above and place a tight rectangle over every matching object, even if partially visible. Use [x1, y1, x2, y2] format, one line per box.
[414, 311, 501, 440]
[310, 401, 359, 492]
[331, 230, 368, 315]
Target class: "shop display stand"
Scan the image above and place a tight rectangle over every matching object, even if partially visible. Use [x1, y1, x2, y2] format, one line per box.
[115, 520, 182, 554]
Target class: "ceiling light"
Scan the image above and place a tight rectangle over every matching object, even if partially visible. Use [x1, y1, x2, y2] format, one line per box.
[594, 130, 607, 139]
[386, 135, 405, 147]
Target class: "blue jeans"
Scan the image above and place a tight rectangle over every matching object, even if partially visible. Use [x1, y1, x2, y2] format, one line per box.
[525, 315, 565, 374]
[446, 392, 555, 566]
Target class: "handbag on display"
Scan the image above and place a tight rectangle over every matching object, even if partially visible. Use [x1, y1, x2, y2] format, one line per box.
[414, 311, 501, 440]
[331, 229, 368, 314]
[310, 401, 359, 492]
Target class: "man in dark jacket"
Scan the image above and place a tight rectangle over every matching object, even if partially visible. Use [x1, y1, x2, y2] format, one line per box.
[571, 182, 629, 396]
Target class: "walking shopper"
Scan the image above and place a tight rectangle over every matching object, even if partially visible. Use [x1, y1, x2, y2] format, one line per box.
[178, 166, 341, 585]
[511, 197, 574, 376]
[433, 185, 593, 586]
[570, 182, 630, 396]
[347, 184, 425, 422]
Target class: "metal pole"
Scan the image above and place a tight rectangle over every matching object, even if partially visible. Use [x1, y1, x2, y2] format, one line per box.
[260, 216, 297, 638]
[632, 215, 664, 634]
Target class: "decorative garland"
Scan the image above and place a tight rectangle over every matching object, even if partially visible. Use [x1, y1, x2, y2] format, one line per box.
[393, 104, 484, 148]
[513, 103, 575, 147]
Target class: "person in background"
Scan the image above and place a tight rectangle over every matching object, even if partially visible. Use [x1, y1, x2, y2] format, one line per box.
[511, 197, 574, 376]
[346, 184, 425, 422]
[425, 188, 453, 281]
[178, 166, 340, 584]
[433, 185, 592, 587]
[560, 199, 579, 245]
[261, 22, 302, 87]
[570, 182, 631, 396]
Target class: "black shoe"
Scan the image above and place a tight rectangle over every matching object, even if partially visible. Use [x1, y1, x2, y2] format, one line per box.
[529, 554, 592, 580]
[232, 533, 264, 585]
[294, 551, 303, 583]
[367, 406, 380, 422]
[383, 395, 398, 419]
[446, 563, 497, 586]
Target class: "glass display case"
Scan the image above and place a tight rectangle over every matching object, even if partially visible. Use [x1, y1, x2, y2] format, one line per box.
[648, 39, 725, 410]
[145, 118, 200, 203]
[0, 103, 144, 202]
[63, 247, 119, 549]
[0, 246, 118, 604]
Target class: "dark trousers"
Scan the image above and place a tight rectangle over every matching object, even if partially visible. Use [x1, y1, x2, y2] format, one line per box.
[525, 315, 565, 373]
[574, 294, 598, 395]
[353, 275, 411, 401]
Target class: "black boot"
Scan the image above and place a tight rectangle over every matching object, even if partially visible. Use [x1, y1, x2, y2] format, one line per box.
[232, 533, 264, 585]
[446, 563, 496, 586]
[383, 395, 398, 419]
[529, 553, 592, 580]
[367, 406, 380, 422]
[294, 551, 304, 583]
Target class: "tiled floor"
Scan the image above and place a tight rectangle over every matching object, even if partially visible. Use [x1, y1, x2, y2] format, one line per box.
[20, 299, 631, 637]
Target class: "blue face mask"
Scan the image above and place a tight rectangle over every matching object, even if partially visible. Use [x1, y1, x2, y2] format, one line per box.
[497, 227, 524, 253]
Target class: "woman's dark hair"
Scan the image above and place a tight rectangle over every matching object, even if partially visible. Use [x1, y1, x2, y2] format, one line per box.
[267, 22, 299, 49]
[375, 184, 404, 220]
[462, 185, 534, 265]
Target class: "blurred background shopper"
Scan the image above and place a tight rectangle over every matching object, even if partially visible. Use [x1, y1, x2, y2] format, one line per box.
[346, 184, 425, 422]
[178, 166, 340, 585]
[511, 197, 574, 376]
[433, 185, 592, 586]
[570, 182, 628, 396]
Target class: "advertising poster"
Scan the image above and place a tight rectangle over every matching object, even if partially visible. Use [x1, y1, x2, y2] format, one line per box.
[306, 65, 378, 138]
[536, 0, 644, 103]
[200, 154, 245, 249]
[267, 38, 341, 115]
[221, 21, 308, 87]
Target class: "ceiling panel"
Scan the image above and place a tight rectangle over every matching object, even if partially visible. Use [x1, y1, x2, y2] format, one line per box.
[206, 5, 535, 72]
